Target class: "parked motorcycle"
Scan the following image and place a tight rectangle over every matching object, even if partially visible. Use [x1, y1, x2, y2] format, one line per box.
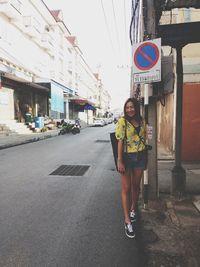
[71, 122, 80, 134]
[59, 120, 80, 135]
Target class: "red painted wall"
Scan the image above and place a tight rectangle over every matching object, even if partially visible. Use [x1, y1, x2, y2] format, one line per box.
[182, 83, 200, 161]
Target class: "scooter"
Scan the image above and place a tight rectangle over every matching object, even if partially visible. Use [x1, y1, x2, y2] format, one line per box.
[71, 120, 81, 134]
[58, 120, 80, 135]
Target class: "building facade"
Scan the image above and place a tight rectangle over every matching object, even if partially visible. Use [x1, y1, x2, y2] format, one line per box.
[0, 0, 111, 127]
[158, 7, 200, 161]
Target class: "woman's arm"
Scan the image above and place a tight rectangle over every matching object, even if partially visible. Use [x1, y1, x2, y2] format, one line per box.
[117, 139, 125, 173]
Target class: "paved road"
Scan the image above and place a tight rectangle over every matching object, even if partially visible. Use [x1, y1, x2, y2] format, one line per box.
[0, 124, 145, 267]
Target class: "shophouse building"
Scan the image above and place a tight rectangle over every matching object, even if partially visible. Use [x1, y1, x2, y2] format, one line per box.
[0, 0, 111, 130]
[94, 73, 111, 118]
[158, 7, 200, 161]
[67, 36, 98, 125]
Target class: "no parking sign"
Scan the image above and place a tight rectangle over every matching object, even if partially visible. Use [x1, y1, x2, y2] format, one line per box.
[132, 38, 161, 83]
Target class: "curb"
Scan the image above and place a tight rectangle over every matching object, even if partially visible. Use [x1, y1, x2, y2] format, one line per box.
[0, 126, 88, 150]
[0, 132, 59, 150]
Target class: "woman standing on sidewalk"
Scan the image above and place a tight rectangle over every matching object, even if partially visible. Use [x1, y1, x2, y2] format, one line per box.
[115, 98, 147, 238]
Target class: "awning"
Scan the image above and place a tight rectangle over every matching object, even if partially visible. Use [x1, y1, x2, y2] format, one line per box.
[69, 96, 96, 107]
[34, 78, 74, 95]
[26, 82, 50, 92]
[84, 103, 96, 110]
[1, 76, 50, 92]
[0, 62, 33, 83]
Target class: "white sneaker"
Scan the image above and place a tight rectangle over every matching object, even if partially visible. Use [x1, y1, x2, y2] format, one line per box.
[124, 223, 135, 238]
[130, 210, 137, 222]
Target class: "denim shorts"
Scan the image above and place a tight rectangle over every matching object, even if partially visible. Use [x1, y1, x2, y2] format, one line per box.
[124, 151, 146, 170]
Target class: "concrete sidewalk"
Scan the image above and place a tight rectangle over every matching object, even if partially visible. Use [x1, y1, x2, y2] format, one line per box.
[0, 123, 88, 150]
[140, 194, 200, 267]
[140, 143, 200, 267]
[0, 129, 60, 150]
[0, 131, 199, 266]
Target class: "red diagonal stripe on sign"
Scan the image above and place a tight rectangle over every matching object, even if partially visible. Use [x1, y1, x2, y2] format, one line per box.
[138, 47, 155, 65]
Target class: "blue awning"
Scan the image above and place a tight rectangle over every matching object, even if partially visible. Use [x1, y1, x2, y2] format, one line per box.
[84, 104, 96, 110]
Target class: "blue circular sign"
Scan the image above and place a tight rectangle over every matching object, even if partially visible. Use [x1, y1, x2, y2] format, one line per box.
[134, 42, 159, 71]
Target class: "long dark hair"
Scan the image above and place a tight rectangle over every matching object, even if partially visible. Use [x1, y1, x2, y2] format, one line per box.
[123, 97, 142, 123]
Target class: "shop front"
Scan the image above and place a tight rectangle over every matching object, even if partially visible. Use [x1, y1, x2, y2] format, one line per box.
[0, 62, 49, 123]
[69, 96, 96, 124]
[36, 79, 73, 120]
[0, 83, 14, 121]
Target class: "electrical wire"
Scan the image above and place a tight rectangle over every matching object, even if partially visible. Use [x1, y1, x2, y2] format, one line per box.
[129, 0, 140, 45]
[111, 0, 122, 61]
[129, 0, 141, 100]
[100, 0, 131, 68]
[100, 0, 115, 52]
[129, 0, 134, 45]
[124, 0, 127, 47]
[123, 0, 129, 61]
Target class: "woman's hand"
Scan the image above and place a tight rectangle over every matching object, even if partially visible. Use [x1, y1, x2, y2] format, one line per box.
[117, 159, 125, 174]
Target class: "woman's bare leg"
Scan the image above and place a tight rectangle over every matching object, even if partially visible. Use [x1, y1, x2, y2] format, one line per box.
[121, 170, 132, 223]
[131, 168, 143, 211]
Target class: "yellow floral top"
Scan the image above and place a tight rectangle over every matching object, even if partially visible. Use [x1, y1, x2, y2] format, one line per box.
[115, 117, 146, 153]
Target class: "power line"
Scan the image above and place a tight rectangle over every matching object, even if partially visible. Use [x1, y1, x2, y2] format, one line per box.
[124, 0, 128, 46]
[111, 0, 122, 62]
[100, 0, 131, 67]
[129, 0, 140, 45]
[123, 0, 132, 65]
[100, 0, 115, 52]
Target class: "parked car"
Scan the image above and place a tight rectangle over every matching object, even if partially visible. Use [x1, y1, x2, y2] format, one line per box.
[92, 118, 105, 127]
[106, 117, 113, 124]
[102, 118, 108, 125]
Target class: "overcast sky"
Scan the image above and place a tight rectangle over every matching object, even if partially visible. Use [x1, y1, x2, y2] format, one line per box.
[44, 0, 132, 110]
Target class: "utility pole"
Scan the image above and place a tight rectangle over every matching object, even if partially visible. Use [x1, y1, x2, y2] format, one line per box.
[130, 0, 158, 204]
[143, 0, 158, 201]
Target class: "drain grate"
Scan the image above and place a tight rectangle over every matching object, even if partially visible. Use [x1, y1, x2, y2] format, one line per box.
[95, 140, 110, 143]
[50, 165, 90, 176]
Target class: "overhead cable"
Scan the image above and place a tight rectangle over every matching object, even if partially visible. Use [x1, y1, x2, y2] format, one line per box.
[100, 0, 115, 52]
[129, 0, 140, 45]
[111, 0, 122, 61]
[124, 0, 130, 54]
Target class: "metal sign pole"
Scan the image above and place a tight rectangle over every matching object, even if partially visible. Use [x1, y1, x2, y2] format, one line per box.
[143, 84, 149, 208]
[143, 0, 158, 206]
